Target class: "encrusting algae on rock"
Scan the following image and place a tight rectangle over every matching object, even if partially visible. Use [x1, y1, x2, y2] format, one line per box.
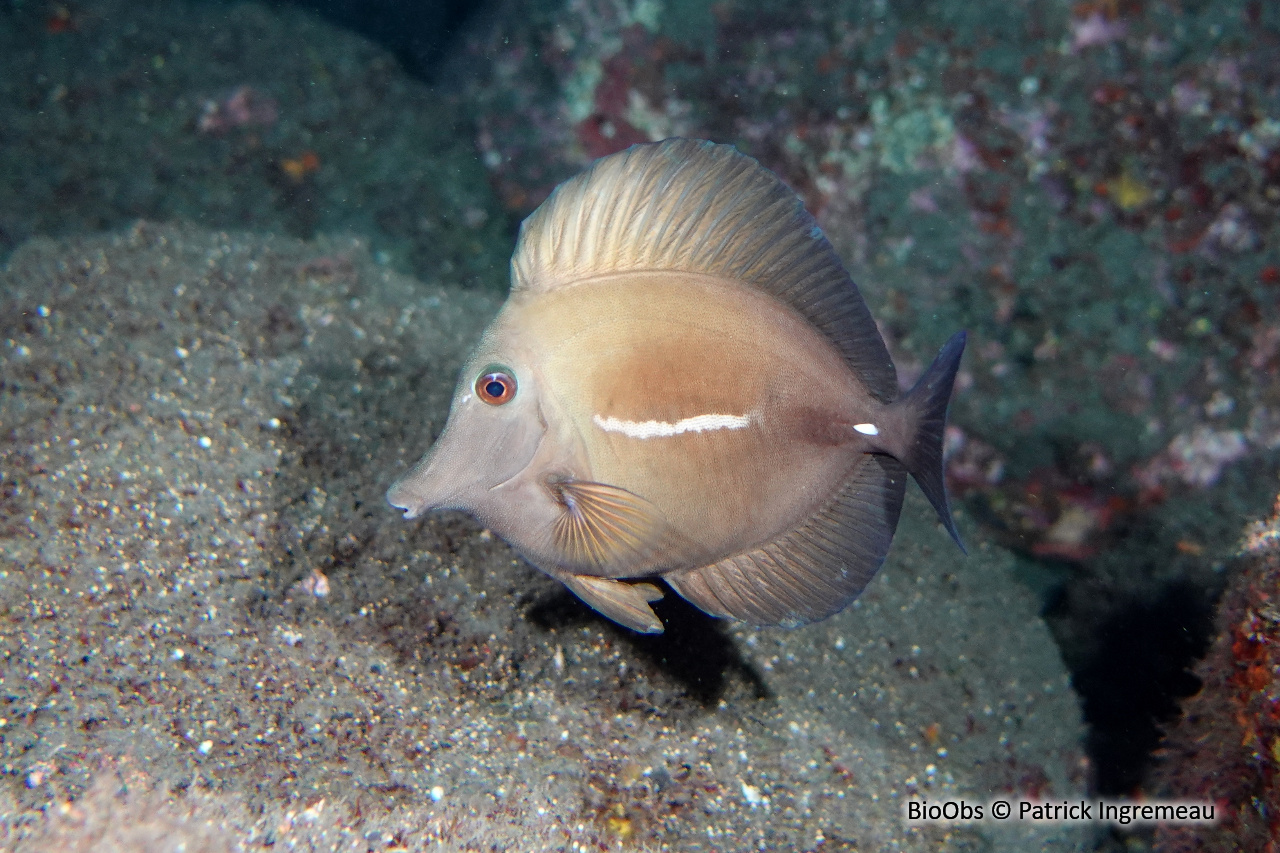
[388, 139, 966, 633]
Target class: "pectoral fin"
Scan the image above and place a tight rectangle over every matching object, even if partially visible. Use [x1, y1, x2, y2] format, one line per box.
[546, 477, 695, 574]
[560, 574, 665, 634]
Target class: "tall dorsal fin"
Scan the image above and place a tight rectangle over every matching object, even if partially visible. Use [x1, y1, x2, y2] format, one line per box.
[510, 138, 898, 402]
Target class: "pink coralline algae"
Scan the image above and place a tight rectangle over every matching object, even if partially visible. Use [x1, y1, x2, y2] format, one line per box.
[198, 85, 279, 135]
[1135, 425, 1248, 492]
[1203, 202, 1260, 255]
[944, 425, 1005, 492]
[1149, 494, 1280, 852]
[1070, 11, 1128, 52]
[948, 134, 984, 174]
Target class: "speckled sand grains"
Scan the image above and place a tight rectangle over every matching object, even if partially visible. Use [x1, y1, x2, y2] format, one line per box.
[0, 224, 1094, 851]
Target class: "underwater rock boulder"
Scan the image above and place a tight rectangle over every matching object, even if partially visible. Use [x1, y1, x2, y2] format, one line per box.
[0, 224, 1094, 851]
[1147, 495, 1280, 852]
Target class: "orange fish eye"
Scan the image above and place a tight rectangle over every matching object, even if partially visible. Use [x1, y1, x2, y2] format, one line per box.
[475, 367, 517, 405]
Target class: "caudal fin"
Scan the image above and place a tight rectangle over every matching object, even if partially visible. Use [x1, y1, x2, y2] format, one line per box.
[895, 331, 967, 553]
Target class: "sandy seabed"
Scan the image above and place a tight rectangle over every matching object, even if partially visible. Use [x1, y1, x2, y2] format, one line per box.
[0, 223, 1093, 851]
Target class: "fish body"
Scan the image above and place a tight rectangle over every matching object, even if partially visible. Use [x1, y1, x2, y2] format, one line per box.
[388, 139, 966, 633]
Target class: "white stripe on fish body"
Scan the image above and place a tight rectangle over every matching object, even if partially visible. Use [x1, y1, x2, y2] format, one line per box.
[592, 412, 753, 440]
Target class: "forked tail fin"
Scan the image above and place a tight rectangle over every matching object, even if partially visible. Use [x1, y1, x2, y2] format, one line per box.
[894, 331, 967, 553]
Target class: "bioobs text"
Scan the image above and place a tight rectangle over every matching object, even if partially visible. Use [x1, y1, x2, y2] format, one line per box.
[905, 800, 985, 821]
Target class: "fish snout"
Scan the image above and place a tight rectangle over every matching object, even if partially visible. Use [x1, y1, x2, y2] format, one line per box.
[385, 482, 427, 519]
[385, 444, 466, 519]
[386, 399, 546, 521]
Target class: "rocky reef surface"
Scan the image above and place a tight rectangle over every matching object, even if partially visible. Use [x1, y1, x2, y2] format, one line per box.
[0, 224, 1092, 851]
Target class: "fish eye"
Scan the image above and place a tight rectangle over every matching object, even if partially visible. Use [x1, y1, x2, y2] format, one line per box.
[475, 366, 517, 405]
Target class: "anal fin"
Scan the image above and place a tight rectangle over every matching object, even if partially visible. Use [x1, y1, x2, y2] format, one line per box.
[560, 574, 665, 634]
[666, 454, 907, 627]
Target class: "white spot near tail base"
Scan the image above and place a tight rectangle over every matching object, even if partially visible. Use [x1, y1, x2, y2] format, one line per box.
[854, 423, 879, 436]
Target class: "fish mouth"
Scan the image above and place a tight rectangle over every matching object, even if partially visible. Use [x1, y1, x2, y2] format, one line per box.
[386, 471, 448, 519]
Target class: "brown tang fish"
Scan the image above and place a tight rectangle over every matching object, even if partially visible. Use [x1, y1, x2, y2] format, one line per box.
[387, 138, 966, 634]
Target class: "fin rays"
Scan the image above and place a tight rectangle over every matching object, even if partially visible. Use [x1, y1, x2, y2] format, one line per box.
[510, 139, 898, 402]
[666, 455, 907, 627]
[560, 575, 665, 634]
[549, 478, 655, 569]
[545, 477, 700, 577]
